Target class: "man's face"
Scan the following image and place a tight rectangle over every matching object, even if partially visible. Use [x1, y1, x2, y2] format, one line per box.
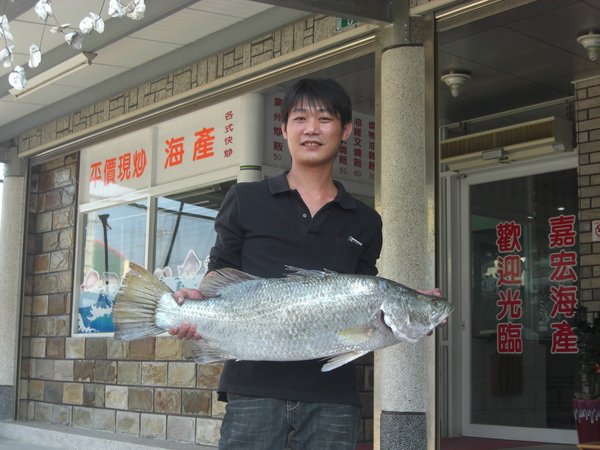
[282, 99, 352, 168]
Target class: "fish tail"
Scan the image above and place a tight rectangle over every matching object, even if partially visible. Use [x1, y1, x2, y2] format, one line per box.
[113, 262, 171, 341]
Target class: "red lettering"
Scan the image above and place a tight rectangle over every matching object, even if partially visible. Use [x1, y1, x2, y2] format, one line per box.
[194, 128, 215, 161]
[104, 158, 116, 184]
[548, 214, 577, 248]
[497, 323, 522, 354]
[133, 148, 147, 178]
[550, 285, 578, 318]
[118, 153, 131, 181]
[164, 137, 185, 168]
[549, 250, 578, 282]
[551, 320, 578, 353]
[497, 288, 522, 320]
[90, 161, 102, 185]
[496, 255, 522, 286]
[496, 221, 522, 253]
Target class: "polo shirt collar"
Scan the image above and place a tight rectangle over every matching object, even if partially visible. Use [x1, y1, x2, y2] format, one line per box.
[267, 171, 356, 210]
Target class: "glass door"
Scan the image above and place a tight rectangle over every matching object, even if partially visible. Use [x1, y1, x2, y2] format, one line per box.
[458, 159, 579, 444]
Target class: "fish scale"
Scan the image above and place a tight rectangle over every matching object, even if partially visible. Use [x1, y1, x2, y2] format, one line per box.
[113, 263, 453, 372]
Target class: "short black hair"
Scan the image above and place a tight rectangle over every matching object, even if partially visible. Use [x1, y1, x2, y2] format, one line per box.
[281, 78, 352, 126]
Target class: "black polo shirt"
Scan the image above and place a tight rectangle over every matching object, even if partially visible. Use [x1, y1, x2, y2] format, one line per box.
[208, 171, 382, 406]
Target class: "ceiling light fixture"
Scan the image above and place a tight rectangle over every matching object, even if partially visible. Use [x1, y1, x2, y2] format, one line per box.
[440, 71, 471, 97]
[9, 51, 96, 99]
[577, 31, 600, 62]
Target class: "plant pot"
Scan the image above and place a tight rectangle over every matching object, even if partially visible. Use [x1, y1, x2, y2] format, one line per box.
[573, 399, 600, 443]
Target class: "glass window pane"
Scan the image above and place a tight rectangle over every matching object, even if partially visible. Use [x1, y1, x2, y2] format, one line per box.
[77, 201, 147, 333]
[470, 168, 578, 430]
[154, 181, 235, 291]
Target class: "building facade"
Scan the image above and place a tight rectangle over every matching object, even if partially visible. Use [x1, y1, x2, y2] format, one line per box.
[1, 0, 599, 448]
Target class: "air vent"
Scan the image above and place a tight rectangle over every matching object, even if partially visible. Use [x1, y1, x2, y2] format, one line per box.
[440, 117, 573, 172]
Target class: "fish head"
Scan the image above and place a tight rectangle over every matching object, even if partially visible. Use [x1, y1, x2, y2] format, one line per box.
[379, 285, 453, 342]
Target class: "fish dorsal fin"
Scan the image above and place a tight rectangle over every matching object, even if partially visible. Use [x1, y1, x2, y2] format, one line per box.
[284, 265, 337, 278]
[198, 268, 259, 298]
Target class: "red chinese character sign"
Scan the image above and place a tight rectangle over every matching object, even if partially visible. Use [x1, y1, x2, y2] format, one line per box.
[80, 129, 153, 202]
[493, 215, 579, 355]
[547, 214, 578, 354]
[263, 92, 376, 186]
[80, 95, 262, 202]
[156, 96, 250, 185]
[495, 220, 524, 354]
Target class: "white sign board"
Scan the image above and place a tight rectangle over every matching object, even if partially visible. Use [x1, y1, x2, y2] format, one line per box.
[80, 95, 264, 204]
[155, 98, 242, 185]
[80, 129, 153, 203]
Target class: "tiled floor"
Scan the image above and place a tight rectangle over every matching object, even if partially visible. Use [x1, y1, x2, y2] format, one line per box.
[440, 437, 576, 450]
[356, 437, 577, 450]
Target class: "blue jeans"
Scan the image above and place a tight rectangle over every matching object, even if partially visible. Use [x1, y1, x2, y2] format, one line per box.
[218, 393, 361, 450]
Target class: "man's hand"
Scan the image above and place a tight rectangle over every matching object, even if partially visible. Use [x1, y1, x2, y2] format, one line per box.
[168, 288, 204, 340]
[417, 287, 442, 298]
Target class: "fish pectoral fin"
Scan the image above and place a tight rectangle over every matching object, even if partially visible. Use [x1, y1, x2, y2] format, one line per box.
[321, 351, 368, 372]
[336, 327, 375, 345]
[191, 340, 233, 365]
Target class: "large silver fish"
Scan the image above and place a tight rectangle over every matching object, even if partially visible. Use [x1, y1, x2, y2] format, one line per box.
[113, 263, 453, 372]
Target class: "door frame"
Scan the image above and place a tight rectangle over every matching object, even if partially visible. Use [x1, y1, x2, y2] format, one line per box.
[445, 153, 579, 443]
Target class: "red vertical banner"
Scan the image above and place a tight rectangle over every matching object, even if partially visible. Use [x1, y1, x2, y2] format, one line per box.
[548, 214, 578, 354]
[495, 221, 523, 354]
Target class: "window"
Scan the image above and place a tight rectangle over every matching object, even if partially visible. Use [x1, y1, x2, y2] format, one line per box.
[75, 180, 234, 334]
[153, 182, 234, 291]
[77, 202, 147, 333]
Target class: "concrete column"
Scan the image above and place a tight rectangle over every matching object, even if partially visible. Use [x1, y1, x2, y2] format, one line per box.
[376, 41, 436, 450]
[0, 148, 27, 420]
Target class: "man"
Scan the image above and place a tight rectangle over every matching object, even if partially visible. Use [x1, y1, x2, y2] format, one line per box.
[170, 78, 439, 449]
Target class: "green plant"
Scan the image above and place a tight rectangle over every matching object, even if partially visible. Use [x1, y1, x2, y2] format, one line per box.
[571, 304, 600, 399]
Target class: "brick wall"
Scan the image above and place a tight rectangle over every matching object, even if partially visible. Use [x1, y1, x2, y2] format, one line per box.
[18, 14, 375, 446]
[575, 77, 600, 309]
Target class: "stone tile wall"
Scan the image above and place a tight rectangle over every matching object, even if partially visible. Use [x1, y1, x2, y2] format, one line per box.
[18, 14, 375, 446]
[575, 77, 600, 310]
